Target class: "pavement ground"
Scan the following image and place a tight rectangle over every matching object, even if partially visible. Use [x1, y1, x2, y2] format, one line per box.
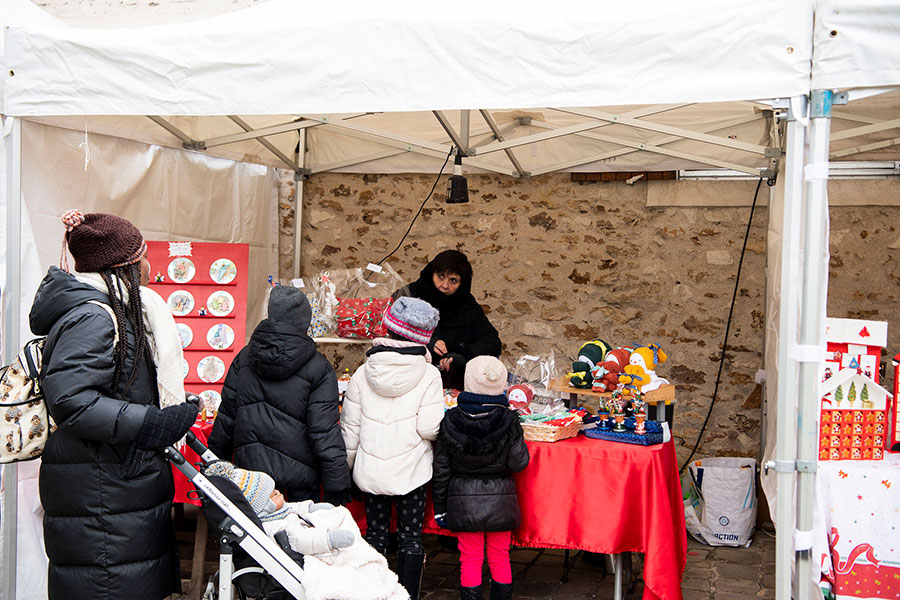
[171, 508, 777, 600]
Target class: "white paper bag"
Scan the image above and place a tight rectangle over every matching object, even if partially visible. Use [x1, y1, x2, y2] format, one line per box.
[683, 457, 757, 547]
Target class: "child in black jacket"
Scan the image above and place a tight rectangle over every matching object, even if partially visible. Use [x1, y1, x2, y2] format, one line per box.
[432, 356, 530, 600]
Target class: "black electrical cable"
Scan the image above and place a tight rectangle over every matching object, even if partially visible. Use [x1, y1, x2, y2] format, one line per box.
[679, 177, 764, 473]
[376, 147, 454, 266]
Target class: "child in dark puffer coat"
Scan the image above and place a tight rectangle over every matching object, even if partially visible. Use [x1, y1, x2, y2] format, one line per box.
[432, 356, 530, 600]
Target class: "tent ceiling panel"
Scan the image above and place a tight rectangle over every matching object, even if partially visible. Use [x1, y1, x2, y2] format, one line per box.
[812, 0, 900, 92]
[4, 0, 813, 116]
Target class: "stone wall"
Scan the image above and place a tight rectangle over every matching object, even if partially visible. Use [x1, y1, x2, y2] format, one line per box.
[280, 173, 766, 466]
[277, 172, 900, 467]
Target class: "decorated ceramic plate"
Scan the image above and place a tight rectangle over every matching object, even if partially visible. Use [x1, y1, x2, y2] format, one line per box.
[207, 323, 235, 350]
[182, 358, 190, 380]
[207, 290, 235, 317]
[197, 356, 226, 383]
[167, 257, 196, 283]
[176, 323, 193, 349]
[209, 258, 237, 285]
[167, 290, 195, 316]
[199, 390, 222, 411]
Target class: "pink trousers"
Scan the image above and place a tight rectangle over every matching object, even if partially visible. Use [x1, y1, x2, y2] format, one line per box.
[456, 530, 512, 587]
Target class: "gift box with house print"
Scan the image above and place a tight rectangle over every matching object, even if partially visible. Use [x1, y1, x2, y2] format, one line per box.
[818, 368, 891, 461]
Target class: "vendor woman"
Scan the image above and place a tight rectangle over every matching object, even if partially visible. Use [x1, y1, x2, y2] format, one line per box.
[398, 249, 502, 390]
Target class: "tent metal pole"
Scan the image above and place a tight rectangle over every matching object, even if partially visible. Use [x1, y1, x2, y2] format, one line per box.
[795, 90, 833, 600]
[773, 97, 806, 600]
[2, 116, 22, 600]
[293, 129, 307, 280]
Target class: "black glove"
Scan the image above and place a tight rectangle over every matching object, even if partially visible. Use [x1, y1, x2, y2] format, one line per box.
[323, 489, 353, 506]
[135, 402, 199, 450]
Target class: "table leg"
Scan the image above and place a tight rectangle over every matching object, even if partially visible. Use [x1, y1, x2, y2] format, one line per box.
[613, 553, 623, 600]
[190, 511, 209, 600]
[562, 549, 570, 583]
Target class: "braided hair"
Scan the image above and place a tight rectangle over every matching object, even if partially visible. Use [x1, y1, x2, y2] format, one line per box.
[100, 262, 149, 398]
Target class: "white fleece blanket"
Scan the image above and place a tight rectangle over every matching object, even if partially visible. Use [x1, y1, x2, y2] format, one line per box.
[298, 507, 409, 600]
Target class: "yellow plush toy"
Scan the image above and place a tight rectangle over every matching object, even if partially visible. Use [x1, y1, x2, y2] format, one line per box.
[619, 343, 669, 392]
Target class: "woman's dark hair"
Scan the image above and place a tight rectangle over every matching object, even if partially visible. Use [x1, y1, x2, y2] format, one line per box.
[430, 250, 472, 285]
[100, 261, 148, 398]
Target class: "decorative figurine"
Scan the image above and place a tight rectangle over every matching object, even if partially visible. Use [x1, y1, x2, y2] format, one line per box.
[609, 390, 627, 433]
[154, 272, 164, 283]
[198, 306, 207, 316]
[632, 395, 647, 435]
[596, 397, 610, 430]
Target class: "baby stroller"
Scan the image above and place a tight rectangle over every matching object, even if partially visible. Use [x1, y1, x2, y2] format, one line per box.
[165, 432, 307, 600]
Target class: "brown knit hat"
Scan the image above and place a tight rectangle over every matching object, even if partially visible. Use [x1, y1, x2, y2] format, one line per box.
[61, 209, 146, 273]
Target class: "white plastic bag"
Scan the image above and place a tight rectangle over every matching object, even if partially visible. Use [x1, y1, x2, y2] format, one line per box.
[683, 457, 757, 547]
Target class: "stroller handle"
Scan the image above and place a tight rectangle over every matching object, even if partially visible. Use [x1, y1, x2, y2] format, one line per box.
[185, 430, 211, 457]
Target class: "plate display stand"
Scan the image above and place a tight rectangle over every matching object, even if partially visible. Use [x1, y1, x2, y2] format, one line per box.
[147, 241, 249, 416]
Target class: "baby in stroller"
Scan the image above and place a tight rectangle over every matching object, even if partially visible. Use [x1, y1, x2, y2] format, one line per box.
[207, 461, 409, 600]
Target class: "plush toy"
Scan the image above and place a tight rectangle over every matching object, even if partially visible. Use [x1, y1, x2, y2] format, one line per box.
[619, 343, 669, 392]
[590, 347, 633, 393]
[507, 383, 535, 415]
[568, 339, 611, 389]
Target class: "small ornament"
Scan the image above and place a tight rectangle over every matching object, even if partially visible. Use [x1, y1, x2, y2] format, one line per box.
[632, 395, 647, 435]
[154, 272, 165, 283]
[198, 306, 207, 316]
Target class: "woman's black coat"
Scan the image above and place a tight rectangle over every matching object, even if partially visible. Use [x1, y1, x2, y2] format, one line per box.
[404, 261, 502, 389]
[432, 396, 530, 532]
[208, 318, 351, 502]
[29, 267, 179, 600]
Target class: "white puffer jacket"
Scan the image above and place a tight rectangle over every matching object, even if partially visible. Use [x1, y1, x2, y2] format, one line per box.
[341, 349, 444, 496]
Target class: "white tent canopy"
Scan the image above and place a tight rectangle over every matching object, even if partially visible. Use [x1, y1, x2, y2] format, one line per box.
[3, 1, 900, 600]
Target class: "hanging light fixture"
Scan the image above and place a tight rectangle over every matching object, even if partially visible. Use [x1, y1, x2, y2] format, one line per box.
[445, 151, 469, 204]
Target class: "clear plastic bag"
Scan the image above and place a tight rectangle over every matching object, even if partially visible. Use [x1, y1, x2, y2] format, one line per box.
[509, 350, 563, 403]
[262, 278, 333, 338]
[319, 264, 405, 339]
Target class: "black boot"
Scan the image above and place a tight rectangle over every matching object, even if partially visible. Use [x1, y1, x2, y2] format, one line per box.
[460, 584, 483, 600]
[397, 552, 425, 600]
[489, 579, 513, 600]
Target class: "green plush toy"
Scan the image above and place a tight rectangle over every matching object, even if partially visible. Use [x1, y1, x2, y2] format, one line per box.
[566, 339, 611, 389]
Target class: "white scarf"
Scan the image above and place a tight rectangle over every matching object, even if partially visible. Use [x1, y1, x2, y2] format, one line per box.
[75, 271, 186, 409]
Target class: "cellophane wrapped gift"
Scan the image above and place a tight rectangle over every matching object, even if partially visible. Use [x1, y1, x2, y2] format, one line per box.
[509, 351, 563, 403]
[266, 278, 333, 338]
[324, 264, 405, 339]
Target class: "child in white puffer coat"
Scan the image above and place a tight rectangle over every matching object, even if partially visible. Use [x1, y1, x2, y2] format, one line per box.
[340, 296, 445, 600]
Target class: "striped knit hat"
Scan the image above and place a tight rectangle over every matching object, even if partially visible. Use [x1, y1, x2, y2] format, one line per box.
[383, 296, 440, 344]
[205, 461, 276, 516]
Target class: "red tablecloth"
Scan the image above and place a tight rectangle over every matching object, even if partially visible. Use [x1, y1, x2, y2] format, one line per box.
[350, 436, 686, 600]
[173, 420, 215, 506]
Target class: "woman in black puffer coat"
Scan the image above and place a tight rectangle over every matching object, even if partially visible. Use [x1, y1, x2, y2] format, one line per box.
[399, 250, 502, 390]
[208, 285, 351, 504]
[31, 211, 199, 600]
[432, 357, 530, 600]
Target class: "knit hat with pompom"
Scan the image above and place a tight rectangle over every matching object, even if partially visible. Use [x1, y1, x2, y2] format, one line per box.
[60, 209, 146, 273]
[464, 355, 508, 396]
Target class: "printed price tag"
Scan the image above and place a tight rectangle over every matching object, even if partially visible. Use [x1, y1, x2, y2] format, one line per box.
[366, 263, 384, 273]
[291, 278, 305, 289]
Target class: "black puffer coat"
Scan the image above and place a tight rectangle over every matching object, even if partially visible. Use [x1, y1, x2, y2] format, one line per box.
[208, 318, 350, 502]
[432, 392, 530, 532]
[29, 266, 179, 600]
[404, 262, 501, 389]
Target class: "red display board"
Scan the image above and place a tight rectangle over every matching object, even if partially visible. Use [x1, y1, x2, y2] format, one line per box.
[146, 241, 249, 416]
